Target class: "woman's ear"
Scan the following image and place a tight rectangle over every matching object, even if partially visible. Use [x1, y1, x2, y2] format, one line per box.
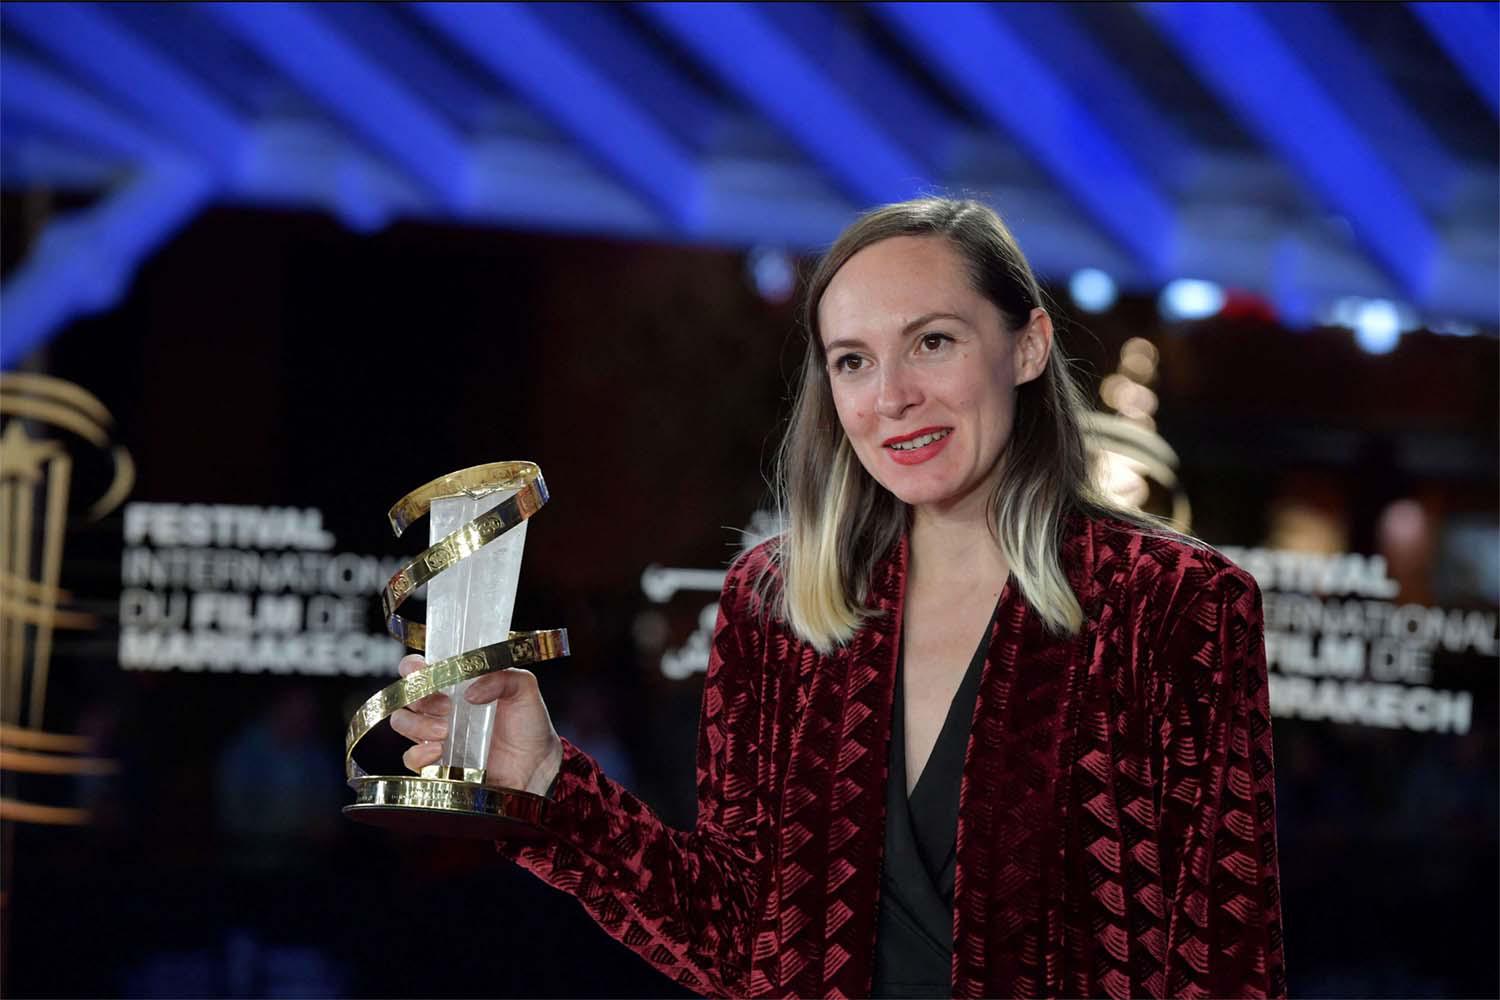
[1013, 307, 1054, 386]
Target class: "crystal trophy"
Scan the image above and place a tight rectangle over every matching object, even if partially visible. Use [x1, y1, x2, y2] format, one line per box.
[343, 462, 568, 837]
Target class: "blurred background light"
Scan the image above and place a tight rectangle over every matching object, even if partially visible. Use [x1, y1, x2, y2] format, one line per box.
[1328, 296, 1364, 329]
[1098, 372, 1159, 421]
[1158, 278, 1225, 322]
[746, 246, 796, 304]
[1353, 298, 1402, 354]
[1432, 318, 1479, 337]
[1068, 267, 1117, 313]
[1118, 337, 1159, 384]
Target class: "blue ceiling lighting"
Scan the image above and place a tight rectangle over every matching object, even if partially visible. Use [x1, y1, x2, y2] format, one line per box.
[3, 3, 250, 175]
[1260, 4, 1462, 214]
[523, 3, 720, 155]
[875, 2, 1178, 280]
[1142, 3, 1439, 302]
[316, 2, 500, 134]
[415, 3, 705, 231]
[205, 3, 475, 213]
[640, 2, 930, 207]
[990, 3, 1193, 192]
[1, 3, 1494, 367]
[1, 51, 166, 167]
[1408, 2, 1500, 117]
[1, 163, 211, 367]
[757, 3, 961, 177]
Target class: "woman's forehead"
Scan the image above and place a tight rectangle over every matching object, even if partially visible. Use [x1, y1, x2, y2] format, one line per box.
[819, 237, 987, 337]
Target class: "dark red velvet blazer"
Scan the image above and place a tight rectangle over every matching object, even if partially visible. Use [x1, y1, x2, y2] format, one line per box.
[502, 516, 1287, 998]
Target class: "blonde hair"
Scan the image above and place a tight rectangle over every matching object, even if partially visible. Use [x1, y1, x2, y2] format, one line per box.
[772, 197, 1153, 652]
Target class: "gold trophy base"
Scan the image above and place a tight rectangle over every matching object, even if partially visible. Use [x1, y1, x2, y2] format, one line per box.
[344, 775, 550, 840]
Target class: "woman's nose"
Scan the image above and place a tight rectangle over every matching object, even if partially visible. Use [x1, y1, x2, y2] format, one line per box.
[874, 365, 921, 419]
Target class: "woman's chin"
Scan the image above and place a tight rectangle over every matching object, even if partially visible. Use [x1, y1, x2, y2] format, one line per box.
[876, 472, 1001, 519]
[873, 477, 957, 510]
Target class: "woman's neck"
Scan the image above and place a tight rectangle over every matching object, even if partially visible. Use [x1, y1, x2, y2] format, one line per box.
[909, 495, 1009, 591]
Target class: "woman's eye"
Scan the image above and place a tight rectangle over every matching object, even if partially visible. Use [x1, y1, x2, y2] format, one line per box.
[833, 354, 864, 373]
[919, 332, 952, 352]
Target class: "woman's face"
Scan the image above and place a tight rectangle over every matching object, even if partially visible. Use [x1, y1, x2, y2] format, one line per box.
[817, 235, 1051, 516]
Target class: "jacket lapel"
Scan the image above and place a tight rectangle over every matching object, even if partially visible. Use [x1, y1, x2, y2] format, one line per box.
[775, 538, 904, 998]
[951, 518, 1097, 998]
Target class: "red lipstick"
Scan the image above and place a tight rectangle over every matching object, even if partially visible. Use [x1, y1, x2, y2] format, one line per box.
[882, 426, 952, 466]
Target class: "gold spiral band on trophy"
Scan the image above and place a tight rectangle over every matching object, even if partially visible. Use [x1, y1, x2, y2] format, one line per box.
[379, 463, 549, 653]
[344, 461, 569, 837]
[344, 628, 570, 781]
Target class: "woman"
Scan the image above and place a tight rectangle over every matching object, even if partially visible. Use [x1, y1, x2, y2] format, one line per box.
[393, 198, 1286, 999]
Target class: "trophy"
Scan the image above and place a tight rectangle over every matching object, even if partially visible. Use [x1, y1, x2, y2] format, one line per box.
[343, 462, 568, 837]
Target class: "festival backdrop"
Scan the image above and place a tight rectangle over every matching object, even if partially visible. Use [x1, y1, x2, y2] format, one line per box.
[1, 203, 1494, 998]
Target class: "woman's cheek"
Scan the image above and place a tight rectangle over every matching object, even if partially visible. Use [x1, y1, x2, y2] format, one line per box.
[835, 393, 869, 426]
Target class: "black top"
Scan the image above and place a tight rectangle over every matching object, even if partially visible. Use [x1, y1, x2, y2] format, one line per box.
[871, 603, 996, 999]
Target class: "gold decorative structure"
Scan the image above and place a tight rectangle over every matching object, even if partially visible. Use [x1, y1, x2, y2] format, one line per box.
[0, 373, 131, 826]
[1087, 338, 1193, 531]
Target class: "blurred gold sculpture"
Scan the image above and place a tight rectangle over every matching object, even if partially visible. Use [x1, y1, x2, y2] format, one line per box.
[0, 373, 131, 826]
[1084, 337, 1192, 531]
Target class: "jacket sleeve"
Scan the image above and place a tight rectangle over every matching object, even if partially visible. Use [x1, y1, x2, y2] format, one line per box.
[1154, 564, 1287, 999]
[497, 553, 768, 997]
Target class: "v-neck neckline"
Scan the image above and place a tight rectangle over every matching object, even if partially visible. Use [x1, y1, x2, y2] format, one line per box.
[889, 593, 1002, 895]
[904, 593, 1004, 801]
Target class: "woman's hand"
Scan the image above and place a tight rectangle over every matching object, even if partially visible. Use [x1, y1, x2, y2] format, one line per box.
[388, 654, 564, 797]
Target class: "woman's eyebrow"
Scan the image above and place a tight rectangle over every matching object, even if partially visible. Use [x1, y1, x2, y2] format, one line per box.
[823, 311, 967, 355]
[900, 311, 965, 336]
[822, 335, 868, 355]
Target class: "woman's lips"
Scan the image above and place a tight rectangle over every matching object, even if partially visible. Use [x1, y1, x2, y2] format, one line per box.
[883, 427, 952, 466]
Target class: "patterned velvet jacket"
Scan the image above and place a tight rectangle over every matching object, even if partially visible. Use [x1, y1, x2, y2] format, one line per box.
[501, 516, 1287, 999]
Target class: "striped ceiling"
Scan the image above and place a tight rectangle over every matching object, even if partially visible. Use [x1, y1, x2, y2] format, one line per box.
[2, 2, 1496, 366]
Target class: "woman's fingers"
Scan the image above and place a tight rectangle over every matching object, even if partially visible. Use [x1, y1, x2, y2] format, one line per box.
[392, 657, 452, 747]
[392, 653, 448, 765]
[400, 656, 540, 711]
[397, 654, 452, 715]
[402, 741, 443, 773]
[390, 706, 448, 744]
[463, 667, 539, 705]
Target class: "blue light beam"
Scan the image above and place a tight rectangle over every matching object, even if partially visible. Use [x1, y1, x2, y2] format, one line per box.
[0, 50, 168, 164]
[1261, 4, 1461, 212]
[526, 3, 721, 155]
[1143, 3, 1439, 300]
[2, 163, 212, 369]
[2, 2, 249, 174]
[641, 2, 930, 208]
[758, 3, 962, 176]
[874, 3, 1177, 277]
[204, 3, 474, 211]
[1408, 2, 1500, 117]
[991, 3, 1194, 190]
[416, 3, 705, 231]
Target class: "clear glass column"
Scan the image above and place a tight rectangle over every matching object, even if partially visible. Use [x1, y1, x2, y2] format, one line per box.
[425, 488, 527, 783]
